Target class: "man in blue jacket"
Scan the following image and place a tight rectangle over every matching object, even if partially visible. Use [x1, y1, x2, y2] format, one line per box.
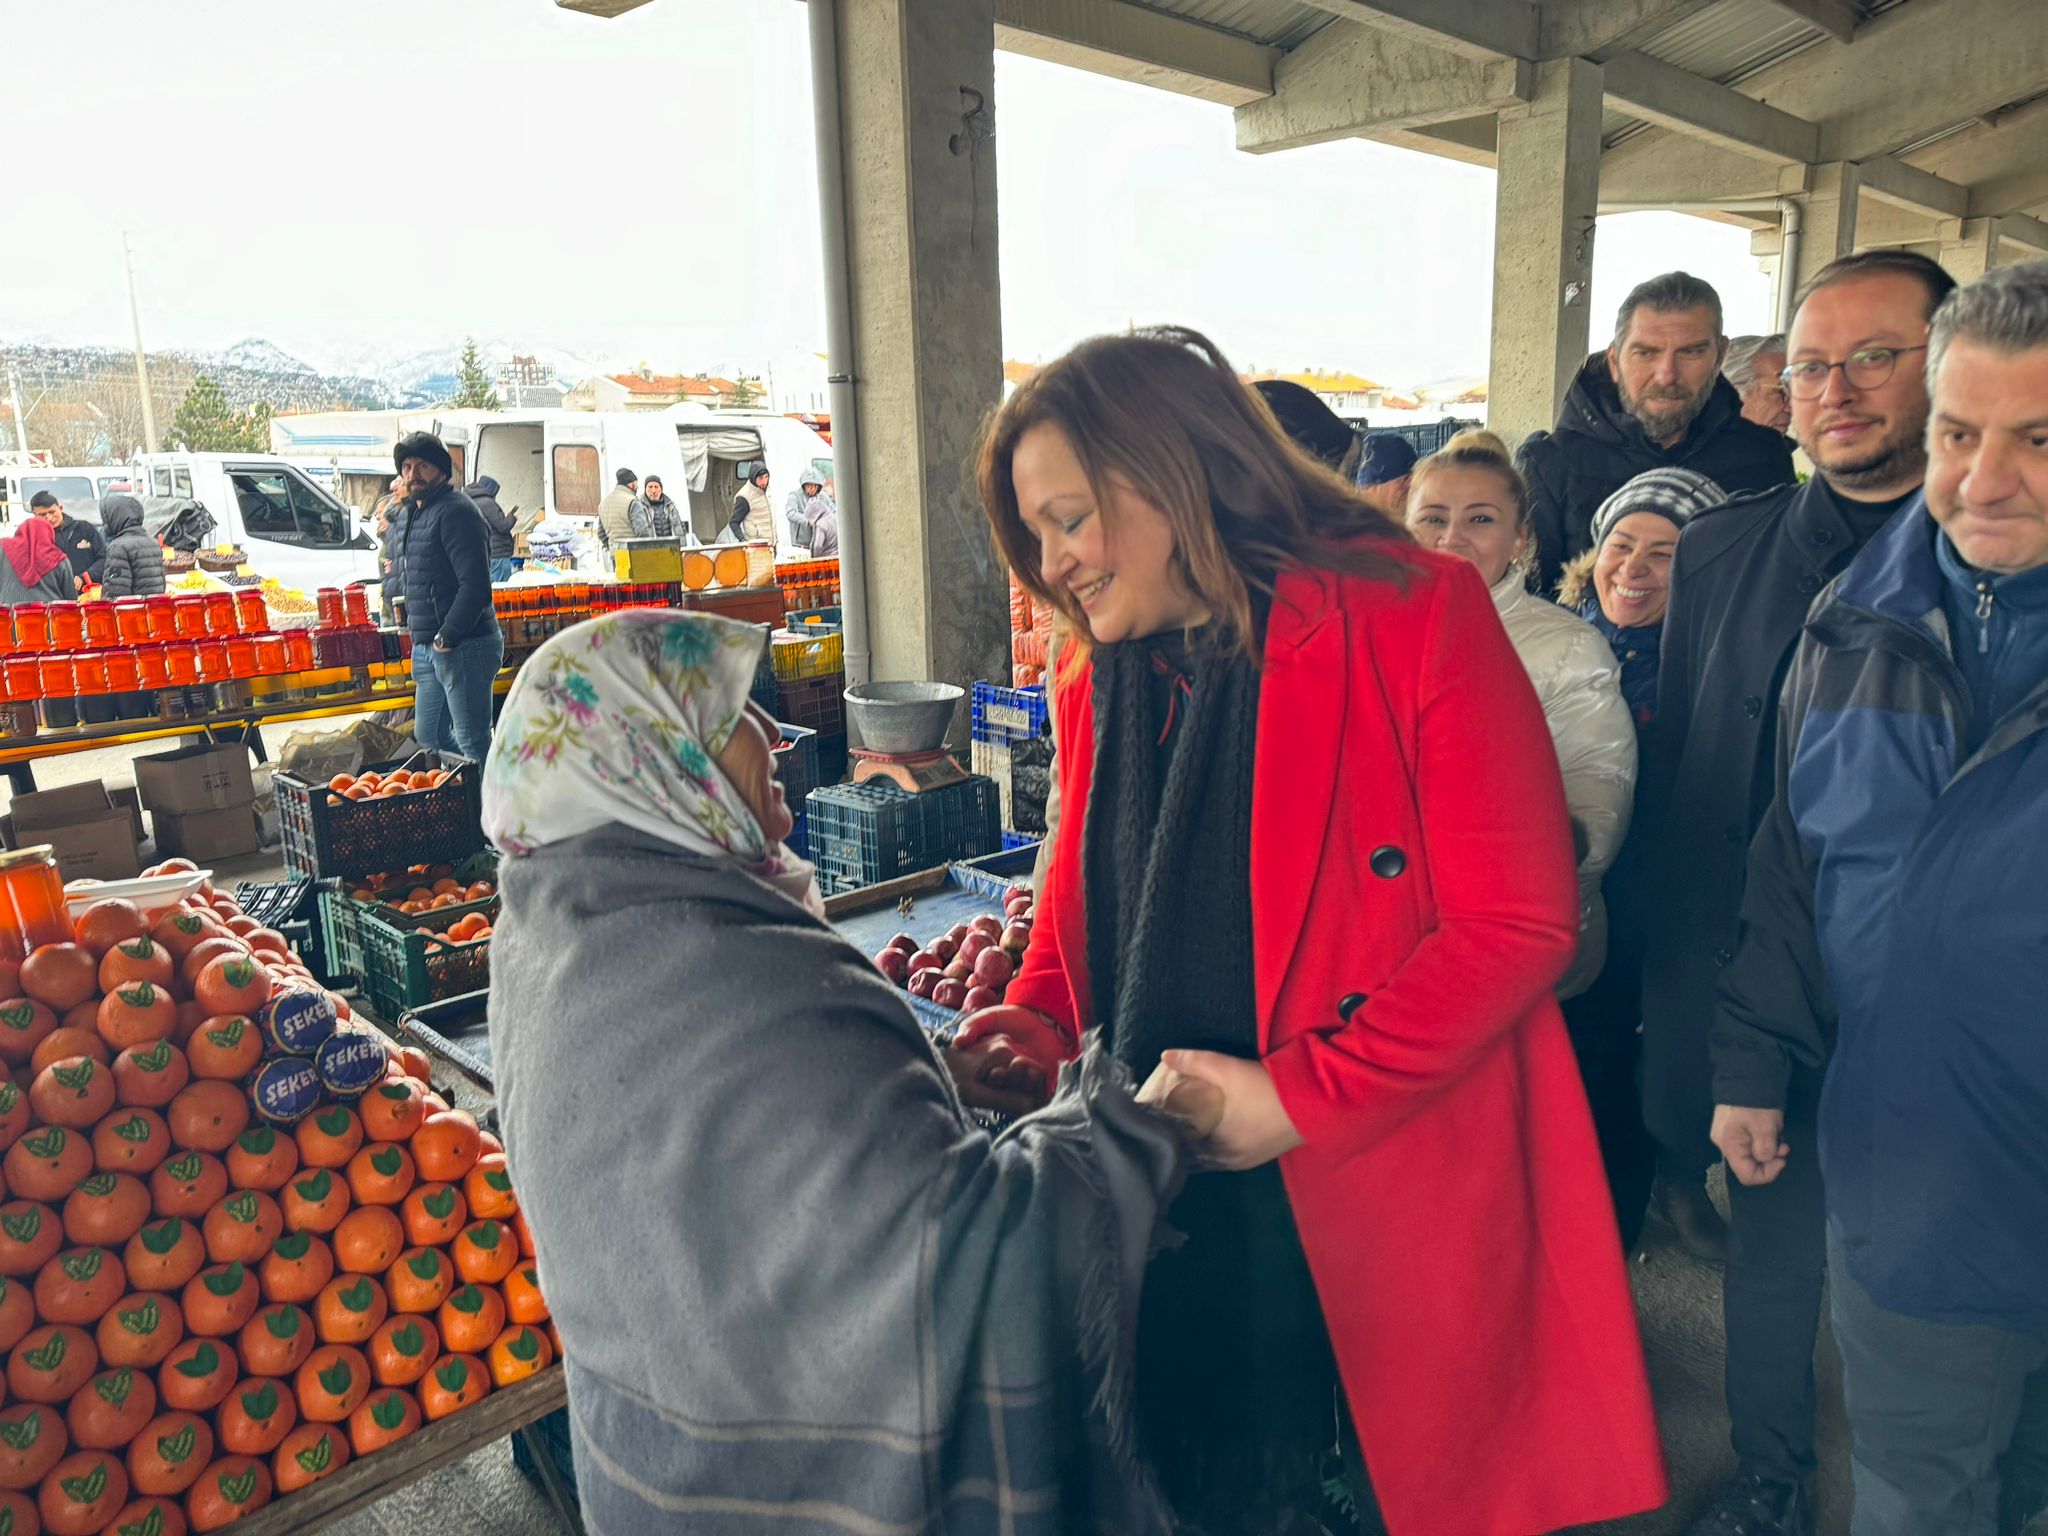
[393, 432, 503, 765]
[1713, 259, 2048, 1536]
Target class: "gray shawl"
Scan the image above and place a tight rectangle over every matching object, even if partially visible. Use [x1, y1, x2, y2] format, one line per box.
[489, 824, 1184, 1535]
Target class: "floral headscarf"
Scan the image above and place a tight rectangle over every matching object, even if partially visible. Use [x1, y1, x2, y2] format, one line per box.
[482, 610, 822, 914]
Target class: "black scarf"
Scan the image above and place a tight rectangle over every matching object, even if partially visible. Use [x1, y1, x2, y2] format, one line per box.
[1083, 629, 1260, 1081]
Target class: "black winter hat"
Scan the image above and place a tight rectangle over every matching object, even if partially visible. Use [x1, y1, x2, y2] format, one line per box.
[615, 467, 637, 487]
[1252, 380, 1357, 470]
[394, 431, 453, 479]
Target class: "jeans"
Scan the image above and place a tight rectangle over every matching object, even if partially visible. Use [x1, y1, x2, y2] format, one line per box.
[1829, 1227, 2048, 1536]
[412, 628, 504, 766]
[1726, 1069, 1829, 1484]
[490, 558, 515, 582]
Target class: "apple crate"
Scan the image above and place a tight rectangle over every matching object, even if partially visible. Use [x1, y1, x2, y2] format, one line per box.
[274, 752, 484, 882]
[804, 775, 1000, 895]
[775, 673, 846, 737]
[770, 628, 844, 683]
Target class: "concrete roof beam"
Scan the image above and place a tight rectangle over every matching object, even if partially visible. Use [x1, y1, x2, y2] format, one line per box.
[994, 0, 1277, 108]
[1289, 0, 1537, 63]
[1601, 49, 1820, 163]
[1854, 157, 1970, 220]
[1235, 21, 1532, 155]
[1757, 0, 1858, 44]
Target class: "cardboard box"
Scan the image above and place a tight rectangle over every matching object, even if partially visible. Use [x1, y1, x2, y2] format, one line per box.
[133, 744, 256, 817]
[0, 783, 145, 882]
[151, 805, 262, 862]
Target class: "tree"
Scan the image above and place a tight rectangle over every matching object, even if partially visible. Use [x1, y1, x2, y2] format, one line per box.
[729, 376, 762, 409]
[450, 338, 500, 410]
[168, 374, 271, 452]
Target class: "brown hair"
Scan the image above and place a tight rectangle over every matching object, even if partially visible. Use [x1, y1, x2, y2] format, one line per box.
[977, 326, 1410, 657]
[1406, 429, 1538, 579]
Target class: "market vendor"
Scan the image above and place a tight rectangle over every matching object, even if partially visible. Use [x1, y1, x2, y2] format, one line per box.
[483, 609, 1215, 1536]
[29, 490, 100, 590]
[959, 325, 1669, 1536]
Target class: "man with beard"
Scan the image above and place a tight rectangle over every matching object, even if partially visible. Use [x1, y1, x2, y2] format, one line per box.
[1637, 249, 1958, 1536]
[1520, 273, 1796, 594]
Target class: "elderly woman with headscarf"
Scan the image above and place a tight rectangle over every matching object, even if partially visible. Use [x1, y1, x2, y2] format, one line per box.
[483, 609, 1209, 1536]
[0, 514, 79, 605]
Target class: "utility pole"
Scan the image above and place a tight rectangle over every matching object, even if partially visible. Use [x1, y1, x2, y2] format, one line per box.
[5, 367, 28, 468]
[123, 231, 159, 453]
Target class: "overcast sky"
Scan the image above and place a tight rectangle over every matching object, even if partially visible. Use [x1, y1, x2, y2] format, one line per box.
[3, 0, 1773, 388]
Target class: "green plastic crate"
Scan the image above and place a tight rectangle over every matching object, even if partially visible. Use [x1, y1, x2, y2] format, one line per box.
[318, 850, 499, 997]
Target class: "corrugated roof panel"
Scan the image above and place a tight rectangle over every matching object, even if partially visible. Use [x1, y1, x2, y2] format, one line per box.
[1121, 0, 1335, 52]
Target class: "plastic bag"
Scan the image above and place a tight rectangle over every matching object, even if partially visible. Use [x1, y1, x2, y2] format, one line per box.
[276, 718, 412, 784]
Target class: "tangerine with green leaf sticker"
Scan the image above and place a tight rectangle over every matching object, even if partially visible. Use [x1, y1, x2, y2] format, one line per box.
[0, 999, 59, 1072]
[98, 938, 172, 994]
[102, 1495, 190, 1536]
[452, 1218, 517, 1286]
[64, 1364, 156, 1450]
[271, 1421, 349, 1494]
[182, 1454, 270, 1532]
[237, 1303, 313, 1378]
[486, 1323, 553, 1389]
[125, 1411, 212, 1498]
[147, 1154, 226, 1223]
[29, 1057, 114, 1130]
[313, 1275, 387, 1347]
[357, 1078, 426, 1143]
[418, 1352, 489, 1421]
[463, 1153, 518, 1221]
[179, 1263, 257, 1339]
[367, 1315, 438, 1388]
[7, 1324, 96, 1403]
[435, 1284, 504, 1356]
[111, 1042, 189, 1111]
[255, 1230, 332, 1307]
[200, 1191, 280, 1267]
[215, 1378, 295, 1457]
[0, 1082, 28, 1160]
[347, 1385, 420, 1456]
[122, 1219, 204, 1294]
[190, 956, 268, 1021]
[0, 1277, 33, 1355]
[0, 1403, 67, 1491]
[33, 1248, 125, 1327]
[501, 1264, 549, 1326]
[280, 1168, 349, 1236]
[385, 1247, 452, 1315]
[154, 1340, 236, 1415]
[182, 1019, 259, 1084]
[399, 1183, 465, 1249]
[223, 1126, 296, 1195]
[0, 1202, 63, 1278]
[95, 983, 176, 1054]
[293, 1345, 368, 1423]
[36, 1447, 127, 1536]
[95, 1292, 183, 1371]
[62, 1173, 149, 1248]
[6, 1126, 91, 1204]
[344, 1141, 415, 1208]
[93, 1109, 170, 1179]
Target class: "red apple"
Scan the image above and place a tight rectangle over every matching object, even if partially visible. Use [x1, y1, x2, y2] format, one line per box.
[1001, 921, 1032, 956]
[886, 933, 920, 955]
[930, 936, 959, 964]
[1004, 890, 1033, 914]
[962, 986, 1000, 1012]
[908, 969, 940, 1000]
[945, 923, 971, 944]
[972, 948, 1013, 989]
[968, 915, 1003, 941]
[876, 949, 911, 984]
[959, 932, 992, 963]
[932, 980, 968, 1011]
[908, 950, 941, 975]
[944, 957, 975, 983]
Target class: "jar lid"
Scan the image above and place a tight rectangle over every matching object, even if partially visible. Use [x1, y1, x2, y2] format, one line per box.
[0, 846, 57, 872]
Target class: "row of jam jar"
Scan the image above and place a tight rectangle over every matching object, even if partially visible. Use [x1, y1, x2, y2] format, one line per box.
[0, 632, 318, 702]
[3, 589, 272, 653]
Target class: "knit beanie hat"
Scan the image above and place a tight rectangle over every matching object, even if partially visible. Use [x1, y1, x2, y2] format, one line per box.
[615, 467, 637, 487]
[1590, 467, 1728, 550]
[393, 431, 454, 479]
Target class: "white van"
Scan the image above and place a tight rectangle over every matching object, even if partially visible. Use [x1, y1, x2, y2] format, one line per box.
[131, 452, 382, 594]
[2, 465, 140, 526]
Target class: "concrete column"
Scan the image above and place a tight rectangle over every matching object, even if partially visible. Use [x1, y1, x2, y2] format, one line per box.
[833, 0, 1008, 706]
[1793, 162, 1861, 289]
[1488, 58, 1603, 451]
[1937, 217, 2005, 282]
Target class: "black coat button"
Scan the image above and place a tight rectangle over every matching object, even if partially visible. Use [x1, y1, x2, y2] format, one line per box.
[1743, 695, 1764, 718]
[1369, 845, 1406, 879]
[1714, 947, 1734, 966]
[1813, 527, 1835, 546]
[1338, 993, 1369, 1021]
[1797, 573, 1823, 595]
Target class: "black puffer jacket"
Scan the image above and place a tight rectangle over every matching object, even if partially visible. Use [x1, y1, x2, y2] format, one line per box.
[393, 481, 498, 647]
[1517, 355, 1795, 594]
[97, 495, 166, 600]
[1634, 476, 1912, 1155]
[467, 477, 516, 561]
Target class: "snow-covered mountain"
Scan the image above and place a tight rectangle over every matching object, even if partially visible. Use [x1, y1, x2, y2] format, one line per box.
[206, 337, 319, 376]
[298, 338, 606, 402]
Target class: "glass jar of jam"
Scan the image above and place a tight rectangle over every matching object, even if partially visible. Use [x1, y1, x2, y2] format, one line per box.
[204, 592, 238, 637]
[135, 644, 170, 689]
[80, 601, 117, 646]
[317, 589, 345, 629]
[1, 656, 37, 702]
[11, 606, 46, 652]
[71, 652, 109, 696]
[235, 589, 267, 634]
[143, 594, 177, 639]
[284, 630, 315, 672]
[195, 639, 230, 683]
[0, 846, 73, 955]
[105, 649, 141, 693]
[164, 642, 200, 686]
[171, 594, 207, 638]
[227, 637, 257, 679]
[343, 587, 370, 628]
[253, 634, 287, 675]
[113, 599, 152, 644]
[37, 654, 75, 700]
[48, 604, 86, 650]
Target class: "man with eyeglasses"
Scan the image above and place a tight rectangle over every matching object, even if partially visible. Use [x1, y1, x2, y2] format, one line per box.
[1713, 258, 2048, 1536]
[1636, 248, 1958, 1536]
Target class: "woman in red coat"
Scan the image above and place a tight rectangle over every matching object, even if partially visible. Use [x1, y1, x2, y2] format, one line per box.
[958, 327, 1666, 1535]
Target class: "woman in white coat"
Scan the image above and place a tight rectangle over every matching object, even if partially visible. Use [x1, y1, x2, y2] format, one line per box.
[1405, 430, 1636, 1001]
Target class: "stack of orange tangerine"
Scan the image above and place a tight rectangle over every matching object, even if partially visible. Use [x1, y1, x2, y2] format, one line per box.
[0, 870, 553, 1535]
[323, 769, 452, 807]
[340, 870, 496, 922]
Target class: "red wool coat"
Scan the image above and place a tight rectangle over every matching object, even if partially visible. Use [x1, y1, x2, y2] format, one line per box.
[1006, 548, 1668, 1535]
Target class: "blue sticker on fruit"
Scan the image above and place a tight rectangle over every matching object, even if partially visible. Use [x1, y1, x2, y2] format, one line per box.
[316, 1029, 390, 1099]
[250, 1057, 322, 1125]
[261, 989, 339, 1057]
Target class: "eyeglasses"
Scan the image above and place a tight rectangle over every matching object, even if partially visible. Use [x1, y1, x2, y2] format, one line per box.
[1781, 345, 1927, 400]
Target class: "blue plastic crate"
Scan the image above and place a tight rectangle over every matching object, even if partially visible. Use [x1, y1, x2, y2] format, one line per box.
[804, 776, 1002, 894]
[1000, 829, 1040, 851]
[971, 681, 1049, 745]
[786, 606, 842, 631]
[772, 724, 821, 809]
[786, 813, 808, 860]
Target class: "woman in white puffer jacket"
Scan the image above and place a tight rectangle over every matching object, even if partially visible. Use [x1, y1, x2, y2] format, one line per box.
[1406, 430, 1636, 999]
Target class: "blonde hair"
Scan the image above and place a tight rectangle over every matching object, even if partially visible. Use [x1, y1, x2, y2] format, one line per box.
[1406, 429, 1538, 580]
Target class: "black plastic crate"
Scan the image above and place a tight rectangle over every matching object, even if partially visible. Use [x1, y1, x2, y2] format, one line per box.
[772, 725, 821, 809]
[804, 776, 1000, 894]
[775, 673, 846, 737]
[232, 878, 316, 931]
[275, 753, 484, 882]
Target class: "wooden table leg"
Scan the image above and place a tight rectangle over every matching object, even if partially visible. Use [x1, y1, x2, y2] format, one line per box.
[515, 1422, 586, 1536]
